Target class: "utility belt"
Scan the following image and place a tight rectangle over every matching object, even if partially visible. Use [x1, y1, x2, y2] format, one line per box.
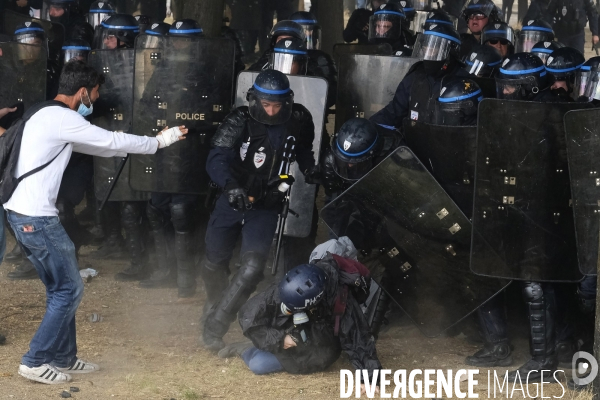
[203, 179, 288, 212]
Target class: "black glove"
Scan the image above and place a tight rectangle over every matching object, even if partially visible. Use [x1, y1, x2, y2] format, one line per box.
[304, 164, 322, 185]
[225, 182, 251, 211]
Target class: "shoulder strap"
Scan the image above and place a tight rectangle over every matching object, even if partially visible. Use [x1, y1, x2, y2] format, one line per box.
[17, 144, 68, 183]
[16, 101, 71, 182]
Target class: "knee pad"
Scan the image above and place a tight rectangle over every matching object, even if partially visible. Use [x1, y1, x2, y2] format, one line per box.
[238, 251, 266, 286]
[169, 202, 195, 233]
[522, 281, 544, 303]
[121, 202, 142, 229]
[146, 201, 167, 231]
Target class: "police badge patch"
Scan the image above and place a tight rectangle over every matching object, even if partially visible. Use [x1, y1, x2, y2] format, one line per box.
[254, 151, 266, 168]
[176, 21, 183, 29]
[343, 140, 352, 151]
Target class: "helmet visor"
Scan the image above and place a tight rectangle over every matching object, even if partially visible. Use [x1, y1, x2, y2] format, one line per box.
[368, 14, 402, 41]
[301, 25, 321, 50]
[248, 91, 294, 125]
[517, 31, 553, 53]
[63, 46, 89, 63]
[577, 69, 600, 101]
[271, 51, 308, 75]
[334, 157, 374, 181]
[465, 59, 496, 77]
[496, 81, 526, 100]
[16, 42, 45, 62]
[88, 12, 112, 29]
[531, 50, 551, 64]
[412, 32, 457, 60]
[413, 0, 433, 10]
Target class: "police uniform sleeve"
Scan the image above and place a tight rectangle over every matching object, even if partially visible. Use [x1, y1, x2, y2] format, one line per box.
[292, 105, 316, 174]
[206, 108, 247, 188]
[343, 9, 370, 44]
[369, 72, 415, 129]
[239, 286, 287, 354]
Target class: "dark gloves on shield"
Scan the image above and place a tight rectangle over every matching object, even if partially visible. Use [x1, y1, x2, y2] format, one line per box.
[303, 164, 322, 185]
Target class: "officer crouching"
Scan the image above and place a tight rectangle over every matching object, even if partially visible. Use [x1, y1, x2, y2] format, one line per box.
[201, 70, 315, 351]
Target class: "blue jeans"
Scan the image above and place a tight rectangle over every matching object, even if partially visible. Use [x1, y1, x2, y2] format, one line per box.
[7, 212, 84, 368]
[241, 347, 284, 375]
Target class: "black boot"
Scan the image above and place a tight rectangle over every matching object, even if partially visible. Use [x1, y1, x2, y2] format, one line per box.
[7, 258, 38, 280]
[115, 202, 149, 282]
[4, 242, 23, 263]
[169, 203, 197, 298]
[506, 282, 558, 382]
[139, 202, 175, 288]
[466, 296, 513, 367]
[89, 202, 125, 259]
[203, 252, 266, 352]
[199, 258, 230, 322]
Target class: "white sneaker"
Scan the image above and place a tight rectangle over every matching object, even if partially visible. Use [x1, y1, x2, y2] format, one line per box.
[55, 358, 100, 374]
[18, 364, 72, 384]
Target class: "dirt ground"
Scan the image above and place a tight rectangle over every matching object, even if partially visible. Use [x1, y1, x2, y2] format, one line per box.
[0, 220, 594, 400]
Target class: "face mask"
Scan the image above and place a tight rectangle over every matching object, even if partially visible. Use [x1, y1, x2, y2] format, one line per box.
[77, 89, 93, 117]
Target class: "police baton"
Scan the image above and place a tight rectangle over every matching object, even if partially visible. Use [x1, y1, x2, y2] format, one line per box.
[98, 155, 128, 211]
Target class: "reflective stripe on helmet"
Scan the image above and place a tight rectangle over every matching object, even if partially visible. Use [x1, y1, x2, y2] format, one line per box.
[423, 31, 461, 44]
[499, 65, 545, 75]
[253, 83, 290, 95]
[522, 26, 553, 33]
[169, 28, 203, 34]
[438, 89, 482, 102]
[336, 134, 379, 157]
[274, 48, 307, 55]
[546, 64, 584, 74]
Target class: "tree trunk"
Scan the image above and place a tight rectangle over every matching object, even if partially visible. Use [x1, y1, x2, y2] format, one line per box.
[315, 0, 343, 54]
[183, 0, 225, 37]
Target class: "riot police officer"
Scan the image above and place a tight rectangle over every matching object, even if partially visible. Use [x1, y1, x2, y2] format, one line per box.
[249, 20, 306, 71]
[270, 37, 308, 75]
[434, 77, 483, 125]
[138, 19, 204, 295]
[575, 56, 600, 103]
[87, 0, 115, 30]
[200, 70, 315, 351]
[369, 23, 463, 131]
[289, 12, 338, 108]
[516, 19, 554, 53]
[545, 0, 598, 53]
[530, 40, 564, 63]
[367, 3, 414, 53]
[43, 0, 94, 44]
[545, 46, 585, 101]
[481, 21, 515, 58]
[61, 38, 91, 63]
[467, 53, 562, 377]
[96, 13, 139, 49]
[462, 44, 502, 77]
[460, 0, 501, 57]
[343, 0, 389, 44]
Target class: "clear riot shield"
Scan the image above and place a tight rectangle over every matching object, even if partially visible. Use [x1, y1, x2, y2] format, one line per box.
[129, 35, 235, 194]
[335, 54, 419, 132]
[2, 10, 65, 62]
[564, 108, 600, 275]
[471, 99, 584, 282]
[88, 49, 148, 202]
[235, 71, 328, 238]
[332, 43, 393, 65]
[321, 146, 510, 337]
[0, 42, 47, 110]
[403, 120, 477, 218]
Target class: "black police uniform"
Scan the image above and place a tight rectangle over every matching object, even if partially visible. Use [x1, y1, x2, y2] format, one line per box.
[545, 0, 598, 53]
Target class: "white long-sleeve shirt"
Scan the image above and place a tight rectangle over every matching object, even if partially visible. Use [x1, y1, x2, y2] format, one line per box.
[3, 105, 159, 217]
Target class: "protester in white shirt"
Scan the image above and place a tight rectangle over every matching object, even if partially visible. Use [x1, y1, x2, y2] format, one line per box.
[3, 60, 188, 384]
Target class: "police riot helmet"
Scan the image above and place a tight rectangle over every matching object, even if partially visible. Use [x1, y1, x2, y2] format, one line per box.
[462, 0, 498, 21]
[279, 264, 328, 315]
[271, 37, 308, 75]
[482, 22, 514, 56]
[331, 118, 382, 181]
[268, 20, 306, 48]
[14, 22, 48, 61]
[575, 56, 600, 102]
[412, 23, 461, 61]
[436, 77, 483, 126]
[100, 14, 139, 49]
[169, 19, 203, 37]
[516, 19, 554, 53]
[133, 15, 151, 33]
[391, 0, 415, 21]
[289, 11, 321, 50]
[247, 70, 294, 125]
[412, 0, 433, 11]
[146, 22, 170, 36]
[62, 38, 91, 63]
[545, 47, 585, 88]
[496, 52, 547, 100]
[463, 44, 502, 77]
[530, 40, 564, 63]
[423, 9, 455, 31]
[136, 22, 170, 49]
[43, 0, 74, 24]
[368, 3, 405, 44]
[88, 0, 115, 30]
